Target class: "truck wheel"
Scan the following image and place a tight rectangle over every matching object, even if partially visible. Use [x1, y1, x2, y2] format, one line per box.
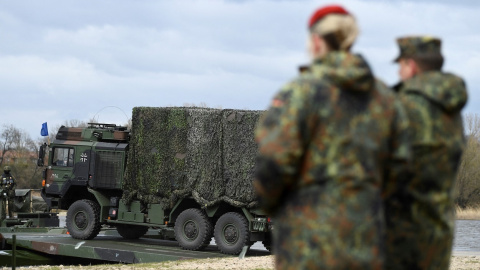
[214, 212, 250, 255]
[116, 224, 149, 239]
[174, 208, 213, 250]
[66, 199, 101, 240]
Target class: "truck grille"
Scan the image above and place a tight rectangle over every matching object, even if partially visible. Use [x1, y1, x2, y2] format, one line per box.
[252, 220, 267, 232]
[93, 151, 124, 189]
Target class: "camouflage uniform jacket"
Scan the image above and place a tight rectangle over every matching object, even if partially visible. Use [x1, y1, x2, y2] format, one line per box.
[1, 173, 15, 197]
[254, 51, 410, 270]
[1, 172, 15, 218]
[385, 71, 467, 270]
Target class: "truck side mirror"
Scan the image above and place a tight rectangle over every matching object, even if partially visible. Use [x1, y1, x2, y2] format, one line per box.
[37, 143, 46, 167]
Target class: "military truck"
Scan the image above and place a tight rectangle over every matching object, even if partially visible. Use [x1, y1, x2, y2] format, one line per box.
[38, 107, 271, 255]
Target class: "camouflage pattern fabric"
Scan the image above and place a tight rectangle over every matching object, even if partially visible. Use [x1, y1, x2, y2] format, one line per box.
[123, 107, 262, 210]
[394, 36, 442, 62]
[254, 51, 411, 270]
[0, 191, 5, 220]
[1, 173, 16, 218]
[385, 71, 467, 270]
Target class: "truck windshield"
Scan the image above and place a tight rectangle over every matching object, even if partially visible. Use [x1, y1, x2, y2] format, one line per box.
[53, 148, 75, 167]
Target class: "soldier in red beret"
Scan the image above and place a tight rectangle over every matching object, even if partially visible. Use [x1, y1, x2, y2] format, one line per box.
[254, 5, 411, 269]
[384, 36, 468, 270]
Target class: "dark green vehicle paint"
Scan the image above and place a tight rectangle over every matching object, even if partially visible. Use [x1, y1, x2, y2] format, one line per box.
[39, 121, 271, 255]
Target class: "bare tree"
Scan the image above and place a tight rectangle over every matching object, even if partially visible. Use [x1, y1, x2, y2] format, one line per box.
[124, 118, 132, 130]
[0, 125, 22, 167]
[0, 125, 43, 188]
[38, 119, 91, 144]
[454, 113, 480, 208]
[182, 102, 209, 108]
[2, 118, 128, 189]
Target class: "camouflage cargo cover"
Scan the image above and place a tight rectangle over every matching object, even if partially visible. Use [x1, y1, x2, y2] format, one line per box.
[385, 71, 467, 270]
[254, 51, 411, 269]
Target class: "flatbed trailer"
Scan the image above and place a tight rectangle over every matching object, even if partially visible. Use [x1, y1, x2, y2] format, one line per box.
[0, 227, 270, 267]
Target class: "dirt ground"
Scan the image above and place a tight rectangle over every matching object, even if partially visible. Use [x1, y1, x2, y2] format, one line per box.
[7, 255, 480, 270]
[450, 256, 480, 270]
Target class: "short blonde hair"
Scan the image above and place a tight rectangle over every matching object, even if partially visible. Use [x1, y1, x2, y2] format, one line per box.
[310, 14, 358, 51]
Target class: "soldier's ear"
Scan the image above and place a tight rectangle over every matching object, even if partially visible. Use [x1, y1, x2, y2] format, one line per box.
[309, 34, 328, 59]
[311, 34, 321, 50]
[409, 59, 420, 75]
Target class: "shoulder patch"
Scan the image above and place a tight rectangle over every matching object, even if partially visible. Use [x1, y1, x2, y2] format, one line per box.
[272, 98, 285, 107]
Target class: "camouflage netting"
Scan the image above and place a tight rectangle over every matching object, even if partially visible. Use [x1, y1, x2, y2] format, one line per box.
[123, 107, 263, 210]
[222, 110, 263, 208]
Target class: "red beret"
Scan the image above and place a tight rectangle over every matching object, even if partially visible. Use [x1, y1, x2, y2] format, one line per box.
[308, 5, 349, 28]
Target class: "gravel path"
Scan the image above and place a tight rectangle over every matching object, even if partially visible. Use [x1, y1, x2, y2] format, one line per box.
[6, 255, 480, 270]
[450, 256, 480, 270]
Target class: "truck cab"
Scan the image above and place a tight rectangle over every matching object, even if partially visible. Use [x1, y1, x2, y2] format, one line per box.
[40, 123, 128, 212]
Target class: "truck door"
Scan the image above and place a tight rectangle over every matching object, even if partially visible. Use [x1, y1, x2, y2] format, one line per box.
[45, 147, 76, 195]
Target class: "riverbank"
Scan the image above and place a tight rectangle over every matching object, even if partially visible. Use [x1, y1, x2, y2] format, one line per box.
[8, 255, 480, 270]
[456, 207, 480, 220]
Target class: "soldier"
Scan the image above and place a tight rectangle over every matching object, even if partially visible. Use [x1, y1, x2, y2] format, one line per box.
[298, 65, 311, 74]
[254, 5, 410, 270]
[1, 166, 16, 218]
[384, 37, 468, 270]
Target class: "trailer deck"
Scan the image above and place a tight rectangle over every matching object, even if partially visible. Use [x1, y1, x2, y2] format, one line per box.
[0, 228, 270, 267]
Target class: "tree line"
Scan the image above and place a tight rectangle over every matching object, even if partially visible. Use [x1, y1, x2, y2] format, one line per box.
[2, 114, 480, 208]
[0, 120, 92, 189]
[454, 113, 480, 208]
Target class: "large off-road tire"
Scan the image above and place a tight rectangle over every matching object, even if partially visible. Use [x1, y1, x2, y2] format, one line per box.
[116, 224, 149, 239]
[214, 212, 250, 255]
[66, 199, 101, 240]
[174, 208, 213, 251]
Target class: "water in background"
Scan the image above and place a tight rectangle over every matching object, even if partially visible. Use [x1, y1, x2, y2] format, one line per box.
[454, 220, 480, 252]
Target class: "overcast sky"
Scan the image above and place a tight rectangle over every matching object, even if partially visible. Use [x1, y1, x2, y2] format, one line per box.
[0, 0, 478, 140]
